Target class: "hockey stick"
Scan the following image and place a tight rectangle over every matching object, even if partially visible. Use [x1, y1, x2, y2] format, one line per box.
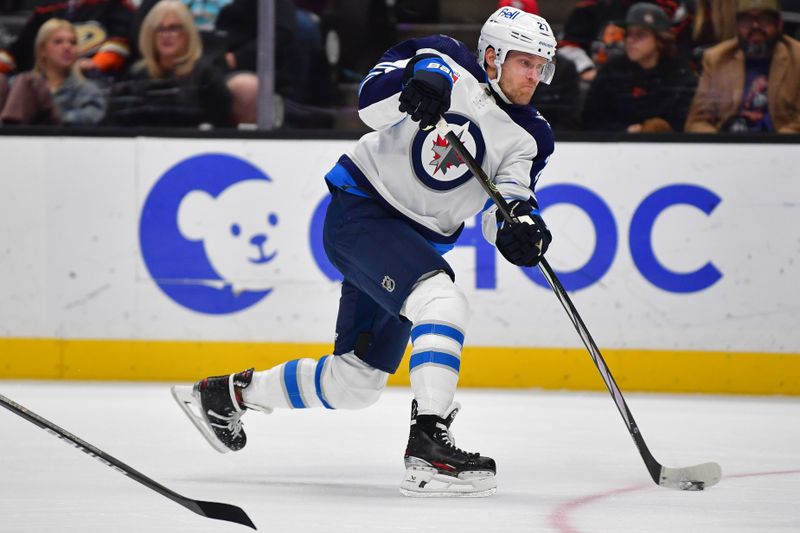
[435, 118, 722, 491]
[0, 393, 257, 529]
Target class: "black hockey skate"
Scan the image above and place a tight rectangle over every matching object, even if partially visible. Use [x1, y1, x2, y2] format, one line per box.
[400, 399, 497, 497]
[171, 368, 260, 453]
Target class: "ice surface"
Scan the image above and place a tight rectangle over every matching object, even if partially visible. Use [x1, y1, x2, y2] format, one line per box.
[0, 381, 797, 533]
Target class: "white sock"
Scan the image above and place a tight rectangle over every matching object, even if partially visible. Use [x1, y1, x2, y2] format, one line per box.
[401, 272, 469, 417]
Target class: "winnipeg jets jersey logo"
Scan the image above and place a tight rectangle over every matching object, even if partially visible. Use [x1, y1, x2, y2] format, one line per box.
[410, 113, 486, 191]
[430, 130, 465, 175]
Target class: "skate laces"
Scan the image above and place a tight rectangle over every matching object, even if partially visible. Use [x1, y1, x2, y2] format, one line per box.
[207, 409, 245, 440]
[435, 422, 478, 458]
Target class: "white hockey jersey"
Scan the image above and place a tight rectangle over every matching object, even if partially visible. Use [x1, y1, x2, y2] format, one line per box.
[324, 35, 554, 252]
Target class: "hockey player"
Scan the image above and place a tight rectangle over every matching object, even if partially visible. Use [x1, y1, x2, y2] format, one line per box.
[172, 5, 556, 497]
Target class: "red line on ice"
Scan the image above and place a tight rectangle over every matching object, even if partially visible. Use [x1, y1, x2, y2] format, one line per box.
[548, 469, 800, 533]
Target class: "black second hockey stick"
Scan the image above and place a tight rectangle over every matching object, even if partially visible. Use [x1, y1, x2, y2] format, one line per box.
[435, 118, 722, 491]
[0, 393, 257, 529]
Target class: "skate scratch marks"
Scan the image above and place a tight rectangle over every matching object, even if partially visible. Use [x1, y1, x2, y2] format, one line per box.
[548, 469, 800, 533]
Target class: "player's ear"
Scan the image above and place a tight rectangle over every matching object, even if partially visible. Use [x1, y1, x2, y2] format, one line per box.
[177, 190, 215, 241]
[484, 47, 498, 78]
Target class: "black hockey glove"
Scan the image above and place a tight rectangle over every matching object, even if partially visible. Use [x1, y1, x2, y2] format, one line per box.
[398, 54, 453, 130]
[495, 200, 552, 267]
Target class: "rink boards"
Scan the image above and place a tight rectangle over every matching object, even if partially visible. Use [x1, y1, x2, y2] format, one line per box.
[0, 136, 798, 394]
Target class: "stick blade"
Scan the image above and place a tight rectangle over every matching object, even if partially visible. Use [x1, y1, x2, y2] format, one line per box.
[658, 461, 722, 491]
[191, 500, 257, 530]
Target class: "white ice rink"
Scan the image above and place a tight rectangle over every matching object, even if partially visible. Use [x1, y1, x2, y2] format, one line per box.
[1, 381, 798, 533]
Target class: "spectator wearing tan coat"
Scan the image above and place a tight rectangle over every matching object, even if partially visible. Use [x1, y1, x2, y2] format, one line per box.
[685, 0, 800, 132]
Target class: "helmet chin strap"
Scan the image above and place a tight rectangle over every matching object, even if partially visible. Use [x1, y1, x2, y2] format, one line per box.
[488, 59, 513, 104]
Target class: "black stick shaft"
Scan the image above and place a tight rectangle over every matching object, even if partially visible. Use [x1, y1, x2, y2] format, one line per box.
[0, 393, 257, 529]
[436, 119, 663, 484]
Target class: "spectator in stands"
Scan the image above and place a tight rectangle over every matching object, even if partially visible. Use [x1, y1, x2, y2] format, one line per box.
[497, 0, 584, 130]
[212, 0, 293, 125]
[677, 0, 738, 71]
[582, 2, 697, 132]
[685, 0, 800, 132]
[692, 0, 738, 46]
[0, 0, 134, 80]
[1, 19, 106, 125]
[108, 0, 232, 127]
[131, 0, 235, 54]
[559, 0, 682, 81]
[215, 0, 298, 89]
[213, 0, 332, 125]
[127, 0, 328, 126]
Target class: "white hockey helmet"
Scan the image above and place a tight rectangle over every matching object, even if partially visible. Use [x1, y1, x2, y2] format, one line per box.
[477, 6, 557, 85]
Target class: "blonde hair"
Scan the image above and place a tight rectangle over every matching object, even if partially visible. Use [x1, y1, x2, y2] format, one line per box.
[34, 18, 81, 77]
[694, 0, 738, 42]
[138, 0, 202, 78]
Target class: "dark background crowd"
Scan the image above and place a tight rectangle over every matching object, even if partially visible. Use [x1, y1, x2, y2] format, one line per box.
[0, 0, 798, 133]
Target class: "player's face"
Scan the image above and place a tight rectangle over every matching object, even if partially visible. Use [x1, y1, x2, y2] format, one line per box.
[42, 28, 77, 73]
[154, 12, 188, 64]
[625, 26, 659, 66]
[498, 51, 549, 105]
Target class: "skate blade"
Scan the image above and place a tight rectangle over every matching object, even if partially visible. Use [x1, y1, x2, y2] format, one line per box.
[170, 385, 231, 454]
[399, 467, 497, 498]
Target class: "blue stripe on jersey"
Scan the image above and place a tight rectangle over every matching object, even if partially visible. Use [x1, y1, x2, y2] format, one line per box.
[411, 323, 465, 346]
[409, 351, 461, 372]
[283, 359, 306, 408]
[359, 62, 401, 95]
[337, 155, 465, 246]
[324, 163, 371, 198]
[314, 356, 333, 410]
[427, 240, 455, 255]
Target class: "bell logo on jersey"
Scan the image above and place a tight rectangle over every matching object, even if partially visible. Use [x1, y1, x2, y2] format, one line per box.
[410, 112, 486, 191]
[139, 153, 282, 314]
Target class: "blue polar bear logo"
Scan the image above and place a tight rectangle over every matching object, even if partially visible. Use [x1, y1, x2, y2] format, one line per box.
[178, 179, 280, 293]
[139, 153, 280, 314]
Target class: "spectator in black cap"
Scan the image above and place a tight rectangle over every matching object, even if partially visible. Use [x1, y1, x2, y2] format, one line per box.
[582, 2, 697, 132]
[558, 0, 683, 82]
[685, 0, 800, 132]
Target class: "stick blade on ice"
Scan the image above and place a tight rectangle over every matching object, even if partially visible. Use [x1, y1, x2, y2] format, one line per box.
[0, 393, 257, 530]
[191, 500, 257, 530]
[658, 461, 722, 491]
